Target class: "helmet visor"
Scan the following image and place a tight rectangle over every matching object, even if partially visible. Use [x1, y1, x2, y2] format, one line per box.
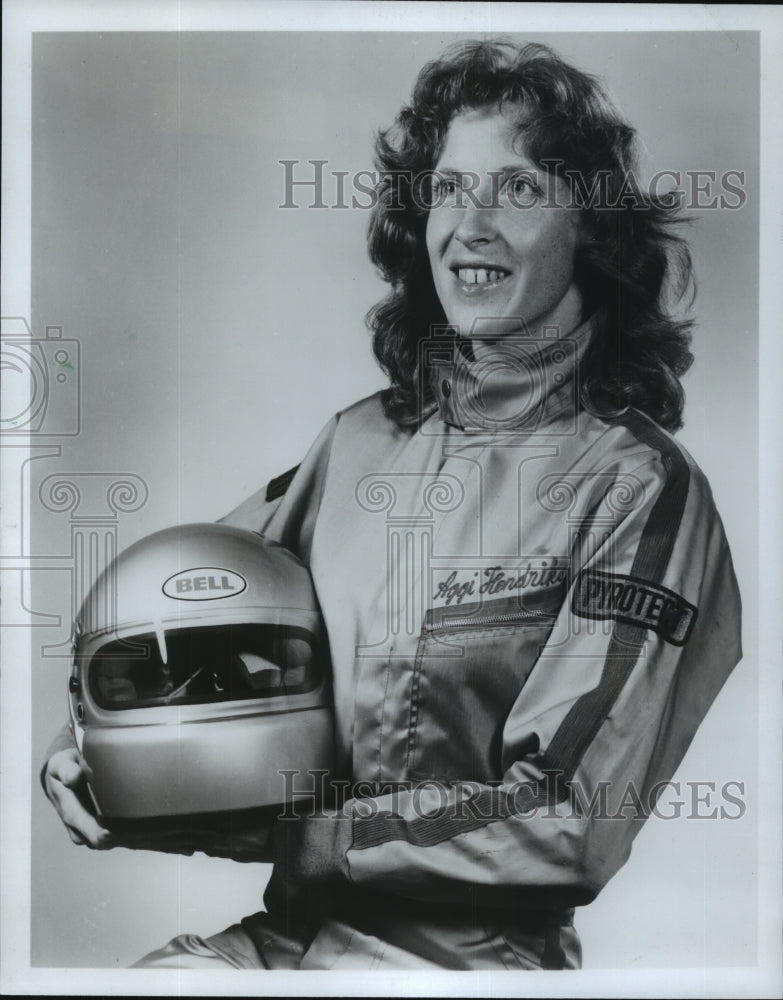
[88, 623, 320, 710]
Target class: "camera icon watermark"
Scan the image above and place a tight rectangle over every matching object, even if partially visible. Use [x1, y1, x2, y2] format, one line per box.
[1, 316, 80, 436]
[418, 319, 580, 437]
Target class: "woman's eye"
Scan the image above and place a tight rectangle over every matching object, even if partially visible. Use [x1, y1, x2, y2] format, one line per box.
[508, 173, 542, 198]
[424, 175, 462, 209]
[435, 176, 458, 196]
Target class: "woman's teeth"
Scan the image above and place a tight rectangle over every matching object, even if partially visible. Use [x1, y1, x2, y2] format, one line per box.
[457, 267, 507, 284]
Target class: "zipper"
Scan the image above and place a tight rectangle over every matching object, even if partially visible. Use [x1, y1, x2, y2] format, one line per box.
[425, 608, 557, 633]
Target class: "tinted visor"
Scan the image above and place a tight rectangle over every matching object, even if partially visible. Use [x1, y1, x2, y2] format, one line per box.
[88, 624, 320, 710]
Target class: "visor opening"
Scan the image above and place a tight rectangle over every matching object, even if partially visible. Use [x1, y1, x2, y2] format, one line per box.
[87, 623, 321, 710]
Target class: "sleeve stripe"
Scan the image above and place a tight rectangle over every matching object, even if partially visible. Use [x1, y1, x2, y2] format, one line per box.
[351, 782, 559, 851]
[541, 411, 690, 778]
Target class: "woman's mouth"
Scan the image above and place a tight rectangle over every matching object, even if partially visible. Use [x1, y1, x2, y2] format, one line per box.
[451, 265, 511, 294]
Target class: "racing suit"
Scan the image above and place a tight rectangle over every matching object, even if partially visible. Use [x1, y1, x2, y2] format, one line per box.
[47, 321, 743, 970]
[218, 321, 742, 969]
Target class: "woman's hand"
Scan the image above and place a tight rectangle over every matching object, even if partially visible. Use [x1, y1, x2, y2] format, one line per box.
[43, 748, 114, 849]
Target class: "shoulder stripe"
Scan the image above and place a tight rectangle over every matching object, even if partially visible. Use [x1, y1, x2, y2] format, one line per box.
[265, 464, 300, 502]
[541, 411, 690, 778]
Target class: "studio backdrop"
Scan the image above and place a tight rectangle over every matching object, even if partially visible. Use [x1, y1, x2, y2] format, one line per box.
[28, 30, 758, 970]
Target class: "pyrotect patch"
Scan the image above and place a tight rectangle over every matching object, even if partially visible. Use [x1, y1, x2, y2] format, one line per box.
[572, 569, 697, 646]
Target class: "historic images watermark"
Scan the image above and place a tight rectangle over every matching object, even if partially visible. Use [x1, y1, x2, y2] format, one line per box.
[1, 317, 80, 437]
[276, 768, 747, 823]
[0, 316, 149, 657]
[279, 160, 748, 211]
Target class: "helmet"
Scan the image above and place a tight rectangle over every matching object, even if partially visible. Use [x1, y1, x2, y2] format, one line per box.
[68, 523, 333, 819]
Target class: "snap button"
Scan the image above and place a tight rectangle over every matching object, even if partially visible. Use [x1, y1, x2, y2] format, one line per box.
[441, 379, 451, 397]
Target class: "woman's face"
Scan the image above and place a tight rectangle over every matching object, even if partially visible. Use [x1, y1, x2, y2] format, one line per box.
[425, 106, 585, 339]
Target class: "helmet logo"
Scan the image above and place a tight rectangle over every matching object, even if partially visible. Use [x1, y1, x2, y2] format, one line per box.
[163, 567, 247, 601]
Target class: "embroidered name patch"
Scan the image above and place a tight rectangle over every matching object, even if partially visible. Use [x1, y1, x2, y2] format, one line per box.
[572, 569, 697, 646]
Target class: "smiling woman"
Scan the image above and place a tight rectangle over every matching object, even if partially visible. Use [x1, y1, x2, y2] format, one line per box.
[369, 41, 695, 434]
[36, 33, 752, 975]
[425, 106, 585, 341]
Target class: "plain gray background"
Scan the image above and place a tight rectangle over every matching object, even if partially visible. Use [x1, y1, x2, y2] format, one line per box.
[29, 30, 758, 969]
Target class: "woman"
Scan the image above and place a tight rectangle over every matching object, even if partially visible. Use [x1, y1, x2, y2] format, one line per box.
[43, 39, 742, 971]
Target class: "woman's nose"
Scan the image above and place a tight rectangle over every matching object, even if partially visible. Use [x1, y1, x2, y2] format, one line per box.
[453, 198, 498, 248]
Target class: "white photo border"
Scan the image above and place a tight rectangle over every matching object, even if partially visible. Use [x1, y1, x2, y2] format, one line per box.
[2, 2, 781, 997]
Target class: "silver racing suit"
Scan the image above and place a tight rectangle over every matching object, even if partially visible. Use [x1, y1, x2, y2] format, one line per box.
[47, 322, 743, 969]
[216, 323, 743, 969]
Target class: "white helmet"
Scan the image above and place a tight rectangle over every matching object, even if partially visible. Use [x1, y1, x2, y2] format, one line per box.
[68, 523, 333, 819]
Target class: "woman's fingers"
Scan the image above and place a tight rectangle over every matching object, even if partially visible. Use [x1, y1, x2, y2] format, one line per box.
[56, 755, 85, 789]
[44, 749, 114, 849]
[55, 786, 112, 848]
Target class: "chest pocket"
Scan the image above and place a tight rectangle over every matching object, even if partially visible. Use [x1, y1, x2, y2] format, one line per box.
[405, 585, 565, 783]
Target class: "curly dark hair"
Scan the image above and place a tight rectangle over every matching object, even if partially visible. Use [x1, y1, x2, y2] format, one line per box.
[366, 39, 694, 432]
